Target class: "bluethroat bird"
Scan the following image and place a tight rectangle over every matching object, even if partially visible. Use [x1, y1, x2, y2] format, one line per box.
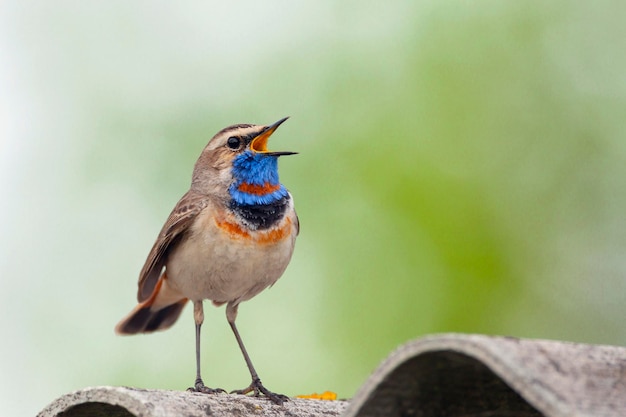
[115, 117, 298, 405]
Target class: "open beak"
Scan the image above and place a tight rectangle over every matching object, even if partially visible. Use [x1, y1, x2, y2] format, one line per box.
[250, 117, 298, 157]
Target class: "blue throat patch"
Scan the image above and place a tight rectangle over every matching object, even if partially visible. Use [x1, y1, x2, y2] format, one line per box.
[229, 150, 289, 206]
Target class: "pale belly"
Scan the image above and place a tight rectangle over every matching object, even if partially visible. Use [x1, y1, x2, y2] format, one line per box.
[165, 212, 297, 305]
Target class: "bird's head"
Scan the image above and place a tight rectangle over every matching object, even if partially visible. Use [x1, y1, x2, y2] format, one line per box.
[192, 117, 296, 204]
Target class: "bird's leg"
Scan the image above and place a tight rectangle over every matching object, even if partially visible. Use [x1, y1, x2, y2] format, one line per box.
[187, 300, 224, 394]
[227, 303, 288, 405]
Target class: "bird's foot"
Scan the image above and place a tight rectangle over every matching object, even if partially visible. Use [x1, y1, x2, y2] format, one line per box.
[230, 377, 288, 405]
[187, 378, 225, 394]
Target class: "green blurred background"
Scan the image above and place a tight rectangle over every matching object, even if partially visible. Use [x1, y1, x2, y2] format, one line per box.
[2, 1, 626, 415]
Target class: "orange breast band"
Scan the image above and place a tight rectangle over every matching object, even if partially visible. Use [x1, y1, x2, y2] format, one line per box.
[215, 217, 292, 244]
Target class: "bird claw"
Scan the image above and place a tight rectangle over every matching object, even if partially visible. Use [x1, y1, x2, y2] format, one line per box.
[188, 379, 225, 394]
[230, 378, 288, 405]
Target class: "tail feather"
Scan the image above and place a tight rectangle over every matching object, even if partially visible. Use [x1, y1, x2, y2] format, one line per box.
[115, 274, 188, 335]
[115, 298, 188, 334]
[146, 300, 188, 332]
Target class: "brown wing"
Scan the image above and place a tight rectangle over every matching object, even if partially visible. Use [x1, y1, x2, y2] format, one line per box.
[136, 190, 208, 302]
[294, 210, 300, 236]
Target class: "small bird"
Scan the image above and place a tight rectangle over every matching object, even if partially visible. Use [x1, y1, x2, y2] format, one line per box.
[115, 118, 298, 405]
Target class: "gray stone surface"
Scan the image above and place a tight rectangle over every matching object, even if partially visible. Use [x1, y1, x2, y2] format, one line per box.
[344, 333, 626, 417]
[37, 386, 348, 417]
[38, 334, 626, 417]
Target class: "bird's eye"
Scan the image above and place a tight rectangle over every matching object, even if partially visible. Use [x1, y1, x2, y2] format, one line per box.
[227, 136, 241, 150]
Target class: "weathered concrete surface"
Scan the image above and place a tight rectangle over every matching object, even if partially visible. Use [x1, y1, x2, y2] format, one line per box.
[39, 334, 626, 417]
[37, 386, 348, 417]
[344, 333, 626, 417]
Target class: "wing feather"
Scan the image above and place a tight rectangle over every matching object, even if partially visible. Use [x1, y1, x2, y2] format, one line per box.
[294, 211, 300, 236]
[136, 191, 208, 302]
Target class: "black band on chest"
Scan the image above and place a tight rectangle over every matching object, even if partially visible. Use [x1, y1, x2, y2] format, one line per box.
[229, 195, 290, 230]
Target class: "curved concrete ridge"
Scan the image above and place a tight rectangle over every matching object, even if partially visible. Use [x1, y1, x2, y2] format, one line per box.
[38, 334, 626, 417]
[37, 386, 348, 417]
[344, 333, 626, 417]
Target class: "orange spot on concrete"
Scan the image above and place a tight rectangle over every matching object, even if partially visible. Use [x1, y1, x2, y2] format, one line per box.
[296, 391, 338, 401]
[237, 182, 280, 195]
